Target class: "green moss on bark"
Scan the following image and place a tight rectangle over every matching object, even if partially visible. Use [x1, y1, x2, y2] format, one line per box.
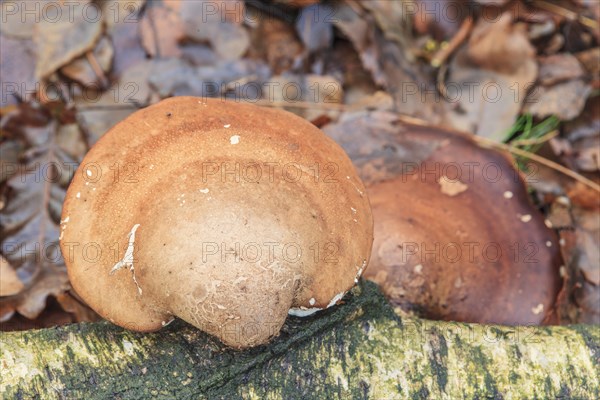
[1, 282, 598, 399]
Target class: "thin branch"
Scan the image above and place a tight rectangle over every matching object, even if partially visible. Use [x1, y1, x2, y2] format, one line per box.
[531, 0, 599, 31]
[473, 135, 600, 192]
[394, 114, 600, 193]
[511, 130, 559, 146]
[431, 16, 473, 68]
[85, 51, 108, 89]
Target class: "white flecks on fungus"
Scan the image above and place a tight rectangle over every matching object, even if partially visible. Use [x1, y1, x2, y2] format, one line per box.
[531, 303, 544, 315]
[520, 214, 532, 223]
[327, 291, 346, 308]
[288, 307, 322, 317]
[110, 224, 143, 295]
[438, 176, 468, 197]
[61, 97, 374, 349]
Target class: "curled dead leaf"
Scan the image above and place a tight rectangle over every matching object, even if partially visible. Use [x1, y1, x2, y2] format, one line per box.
[0, 103, 81, 321]
[33, 0, 103, 79]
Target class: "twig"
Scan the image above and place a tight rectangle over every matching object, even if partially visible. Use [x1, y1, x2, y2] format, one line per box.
[434, 16, 473, 100]
[86, 51, 108, 89]
[431, 16, 473, 68]
[511, 129, 559, 146]
[473, 135, 600, 192]
[531, 0, 599, 31]
[436, 63, 450, 101]
[394, 114, 600, 192]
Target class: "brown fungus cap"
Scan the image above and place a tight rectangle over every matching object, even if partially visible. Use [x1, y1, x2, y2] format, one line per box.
[363, 124, 562, 325]
[60, 97, 373, 348]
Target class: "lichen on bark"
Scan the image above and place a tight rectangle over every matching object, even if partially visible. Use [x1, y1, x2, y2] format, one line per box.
[0, 282, 598, 399]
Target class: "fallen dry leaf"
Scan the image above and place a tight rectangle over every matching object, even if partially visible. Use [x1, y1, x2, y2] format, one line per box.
[139, 5, 184, 58]
[0, 255, 24, 296]
[332, 3, 370, 71]
[0, 295, 95, 331]
[572, 136, 600, 172]
[334, 2, 442, 122]
[361, 0, 411, 45]
[180, 43, 219, 66]
[0, 35, 36, 106]
[56, 291, 99, 323]
[0, 2, 36, 39]
[468, 14, 535, 75]
[0, 103, 78, 320]
[575, 47, 600, 77]
[251, 16, 303, 74]
[556, 202, 600, 324]
[524, 79, 592, 121]
[267, 74, 343, 121]
[324, 110, 440, 184]
[443, 12, 538, 140]
[102, 0, 146, 31]
[149, 59, 206, 97]
[212, 20, 251, 61]
[136, 57, 270, 100]
[537, 53, 585, 85]
[412, 0, 466, 41]
[105, 3, 147, 77]
[75, 88, 138, 146]
[0, 140, 23, 183]
[296, 3, 334, 53]
[555, 96, 600, 172]
[517, 158, 599, 325]
[33, 0, 103, 79]
[275, 0, 319, 7]
[180, 0, 249, 60]
[61, 37, 114, 87]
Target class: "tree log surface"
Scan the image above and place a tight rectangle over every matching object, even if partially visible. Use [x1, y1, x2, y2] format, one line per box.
[0, 282, 598, 399]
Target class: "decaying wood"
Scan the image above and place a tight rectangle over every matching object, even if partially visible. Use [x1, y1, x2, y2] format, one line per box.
[1, 282, 598, 399]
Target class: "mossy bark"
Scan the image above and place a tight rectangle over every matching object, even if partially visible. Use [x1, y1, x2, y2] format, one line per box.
[1, 282, 598, 399]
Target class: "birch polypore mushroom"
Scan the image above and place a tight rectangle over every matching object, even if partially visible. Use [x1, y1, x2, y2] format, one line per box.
[60, 97, 373, 348]
[364, 127, 562, 325]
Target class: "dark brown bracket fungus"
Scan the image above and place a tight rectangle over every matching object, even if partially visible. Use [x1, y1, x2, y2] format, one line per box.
[362, 124, 563, 325]
[60, 97, 373, 349]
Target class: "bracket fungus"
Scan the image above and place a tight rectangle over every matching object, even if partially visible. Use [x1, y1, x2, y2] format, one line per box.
[60, 97, 373, 348]
[363, 125, 563, 325]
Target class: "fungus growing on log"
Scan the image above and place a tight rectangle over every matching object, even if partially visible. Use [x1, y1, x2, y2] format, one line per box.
[363, 125, 562, 325]
[60, 97, 373, 348]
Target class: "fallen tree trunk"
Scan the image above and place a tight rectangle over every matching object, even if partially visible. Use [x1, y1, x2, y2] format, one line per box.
[0, 282, 598, 399]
